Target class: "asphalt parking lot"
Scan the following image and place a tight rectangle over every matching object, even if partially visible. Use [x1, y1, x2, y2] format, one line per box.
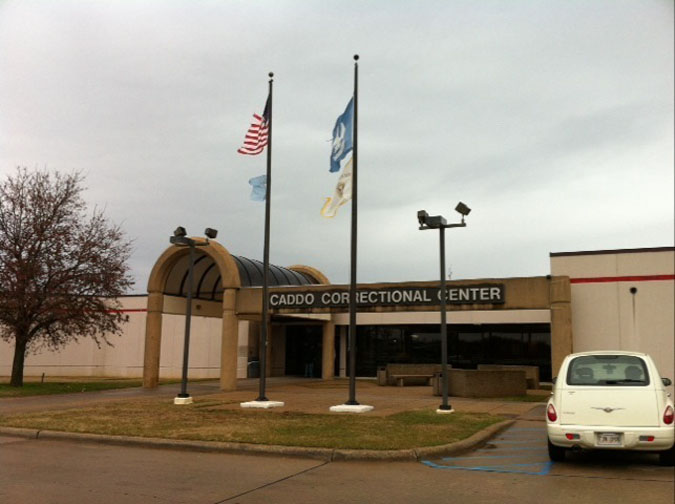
[1, 381, 673, 503]
[422, 418, 675, 483]
[423, 421, 553, 475]
[2, 429, 673, 504]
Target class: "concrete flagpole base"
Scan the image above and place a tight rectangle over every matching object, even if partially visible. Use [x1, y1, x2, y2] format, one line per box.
[174, 396, 193, 405]
[329, 404, 374, 413]
[240, 400, 285, 409]
[436, 408, 455, 414]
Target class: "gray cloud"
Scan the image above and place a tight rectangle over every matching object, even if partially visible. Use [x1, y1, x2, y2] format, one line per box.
[1, 0, 672, 291]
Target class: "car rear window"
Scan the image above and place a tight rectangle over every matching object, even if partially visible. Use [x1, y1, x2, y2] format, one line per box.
[566, 355, 650, 386]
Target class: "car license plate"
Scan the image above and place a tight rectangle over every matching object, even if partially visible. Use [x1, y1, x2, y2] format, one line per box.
[597, 432, 621, 446]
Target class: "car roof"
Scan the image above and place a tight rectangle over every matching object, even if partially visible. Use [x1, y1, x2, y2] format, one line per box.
[566, 350, 649, 358]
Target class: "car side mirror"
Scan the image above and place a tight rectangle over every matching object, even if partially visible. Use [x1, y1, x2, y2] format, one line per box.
[662, 378, 672, 386]
[552, 377, 557, 385]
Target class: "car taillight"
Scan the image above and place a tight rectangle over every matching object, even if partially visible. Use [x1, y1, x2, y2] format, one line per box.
[547, 404, 557, 422]
[664, 405, 674, 425]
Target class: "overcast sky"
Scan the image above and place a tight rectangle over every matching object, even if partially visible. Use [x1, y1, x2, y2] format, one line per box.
[1, 0, 673, 293]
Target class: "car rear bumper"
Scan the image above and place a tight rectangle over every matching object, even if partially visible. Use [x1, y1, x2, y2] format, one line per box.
[547, 423, 674, 451]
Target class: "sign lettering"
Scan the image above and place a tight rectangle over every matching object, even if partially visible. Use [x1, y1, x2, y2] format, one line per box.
[269, 284, 505, 310]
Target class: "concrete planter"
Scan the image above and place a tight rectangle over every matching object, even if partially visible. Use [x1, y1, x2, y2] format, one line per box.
[431, 368, 527, 398]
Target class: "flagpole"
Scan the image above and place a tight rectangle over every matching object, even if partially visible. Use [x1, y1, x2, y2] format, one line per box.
[328, 56, 372, 413]
[257, 72, 274, 402]
[346, 55, 359, 405]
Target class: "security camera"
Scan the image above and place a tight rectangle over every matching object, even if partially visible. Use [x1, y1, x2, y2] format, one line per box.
[455, 202, 471, 217]
[204, 228, 218, 239]
[417, 210, 429, 226]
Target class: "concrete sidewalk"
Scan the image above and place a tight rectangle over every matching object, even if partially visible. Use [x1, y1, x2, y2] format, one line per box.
[209, 378, 545, 418]
[0, 377, 545, 417]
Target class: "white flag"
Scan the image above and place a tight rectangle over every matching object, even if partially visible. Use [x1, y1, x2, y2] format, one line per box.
[320, 157, 352, 218]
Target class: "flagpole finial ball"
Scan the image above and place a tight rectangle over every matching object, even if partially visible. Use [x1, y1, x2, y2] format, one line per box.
[268, 72, 274, 78]
[353, 54, 359, 61]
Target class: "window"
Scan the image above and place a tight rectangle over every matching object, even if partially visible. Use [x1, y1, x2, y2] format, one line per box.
[566, 355, 650, 386]
[351, 323, 551, 379]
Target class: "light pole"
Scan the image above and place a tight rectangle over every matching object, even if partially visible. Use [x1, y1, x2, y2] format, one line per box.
[170, 226, 218, 405]
[417, 202, 471, 413]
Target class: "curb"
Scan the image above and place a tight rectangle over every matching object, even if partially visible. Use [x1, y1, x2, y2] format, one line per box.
[0, 426, 39, 439]
[415, 419, 514, 459]
[0, 419, 515, 462]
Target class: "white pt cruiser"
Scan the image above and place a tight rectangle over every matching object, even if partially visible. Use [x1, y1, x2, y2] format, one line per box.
[546, 351, 674, 466]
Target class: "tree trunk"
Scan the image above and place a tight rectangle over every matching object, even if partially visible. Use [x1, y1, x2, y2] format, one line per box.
[10, 336, 28, 387]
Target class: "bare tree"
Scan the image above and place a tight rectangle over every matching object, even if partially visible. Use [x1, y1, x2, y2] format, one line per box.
[0, 168, 134, 386]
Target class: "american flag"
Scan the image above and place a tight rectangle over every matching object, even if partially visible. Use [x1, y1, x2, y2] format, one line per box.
[237, 97, 270, 155]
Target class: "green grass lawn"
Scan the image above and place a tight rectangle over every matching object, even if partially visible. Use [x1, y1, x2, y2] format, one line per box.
[0, 380, 144, 398]
[0, 378, 186, 398]
[0, 396, 503, 450]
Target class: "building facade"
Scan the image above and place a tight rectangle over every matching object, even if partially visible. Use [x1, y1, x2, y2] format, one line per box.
[1, 245, 672, 391]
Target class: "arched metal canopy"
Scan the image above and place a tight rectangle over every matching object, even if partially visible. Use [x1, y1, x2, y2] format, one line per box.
[163, 251, 321, 301]
[230, 256, 317, 287]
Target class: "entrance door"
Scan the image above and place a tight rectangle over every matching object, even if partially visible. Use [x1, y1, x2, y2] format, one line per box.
[285, 325, 323, 377]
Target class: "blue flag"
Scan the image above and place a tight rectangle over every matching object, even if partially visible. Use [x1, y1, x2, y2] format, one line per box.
[330, 97, 354, 173]
[249, 174, 267, 201]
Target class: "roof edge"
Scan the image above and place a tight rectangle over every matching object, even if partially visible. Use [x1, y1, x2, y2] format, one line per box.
[550, 246, 674, 258]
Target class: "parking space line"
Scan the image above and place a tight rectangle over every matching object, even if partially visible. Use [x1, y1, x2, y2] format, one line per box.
[422, 460, 553, 476]
[422, 421, 554, 475]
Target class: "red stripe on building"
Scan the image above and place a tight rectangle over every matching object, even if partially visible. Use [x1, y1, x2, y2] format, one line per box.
[570, 274, 675, 284]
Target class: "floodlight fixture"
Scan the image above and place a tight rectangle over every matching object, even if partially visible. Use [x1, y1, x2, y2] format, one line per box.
[455, 202, 471, 217]
[426, 215, 447, 228]
[418, 210, 447, 230]
[170, 235, 189, 246]
[173, 226, 187, 238]
[204, 228, 218, 239]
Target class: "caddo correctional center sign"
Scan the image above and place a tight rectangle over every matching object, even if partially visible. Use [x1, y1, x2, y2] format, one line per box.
[269, 284, 505, 310]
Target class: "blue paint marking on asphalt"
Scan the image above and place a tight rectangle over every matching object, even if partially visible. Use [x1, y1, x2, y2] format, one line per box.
[423, 422, 554, 475]
[422, 460, 553, 476]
